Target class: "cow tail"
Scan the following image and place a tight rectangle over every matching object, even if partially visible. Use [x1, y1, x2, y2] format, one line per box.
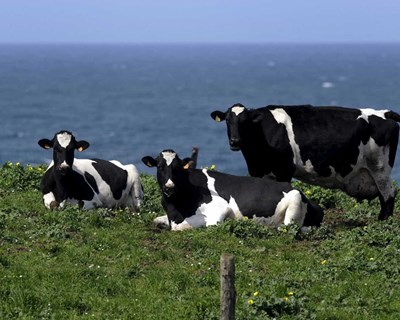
[385, 111, 400, 122]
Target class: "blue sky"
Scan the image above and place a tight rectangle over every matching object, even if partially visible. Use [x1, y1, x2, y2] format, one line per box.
[1, 0, 399, 43]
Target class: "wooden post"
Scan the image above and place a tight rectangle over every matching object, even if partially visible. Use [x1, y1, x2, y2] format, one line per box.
[220, 254, 235, 320]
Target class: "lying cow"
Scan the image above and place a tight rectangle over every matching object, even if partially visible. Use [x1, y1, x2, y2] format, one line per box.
[38, 130, 143, 211]
[142, 149, 323, 231]
[211, 103, 400, 220]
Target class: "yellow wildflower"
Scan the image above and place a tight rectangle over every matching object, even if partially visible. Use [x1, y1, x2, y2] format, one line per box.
[288, 291, 294, 296]
[210, 164, 216, 170]
[284, 297, 289, 301]
[247, 299, 254, 305]
[321, 259, 327, 265]
[253, 291, 259, 297]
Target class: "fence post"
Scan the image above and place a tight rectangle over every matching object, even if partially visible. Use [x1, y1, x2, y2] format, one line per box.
[220, 254, 235, 320]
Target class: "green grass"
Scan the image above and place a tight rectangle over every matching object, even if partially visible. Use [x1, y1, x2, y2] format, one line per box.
[1, 162, 400, 319]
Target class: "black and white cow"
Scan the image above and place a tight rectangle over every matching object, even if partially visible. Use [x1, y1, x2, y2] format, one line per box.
[142, 149, 323, 231]
[211, 103, 400, 220]
[38, 130, 143, 211]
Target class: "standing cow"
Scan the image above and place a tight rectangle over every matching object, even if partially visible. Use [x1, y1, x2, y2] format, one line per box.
[142, 149, 323, 231]
[38, 130, 143, 211]
[211, 103, 400, 220]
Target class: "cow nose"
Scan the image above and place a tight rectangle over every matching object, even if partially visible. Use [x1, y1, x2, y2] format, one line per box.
[163, 179, 175, 197]
[230, 138, 241, 150]
[57, 162, 71, 175]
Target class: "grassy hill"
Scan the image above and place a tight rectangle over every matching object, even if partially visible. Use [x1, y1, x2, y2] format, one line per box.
[1, 162, 400, 319]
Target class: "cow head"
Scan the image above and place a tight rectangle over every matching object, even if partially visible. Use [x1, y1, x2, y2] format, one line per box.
[142, 149, 192, 198]
[38, 130, 90, 176]
[211, 103, 263, 151]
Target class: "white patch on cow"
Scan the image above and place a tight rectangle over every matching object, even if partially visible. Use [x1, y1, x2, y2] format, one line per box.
[357, 108, 389, 123]
[275, 190, 306, 226]
[269, 108, 303, 167]
[161, 151, 176, 166]
[56, 132, 72, 148]
[165, 179, 175, 188]
[251, 190, 306, 227]
[231, 106, 245, 116]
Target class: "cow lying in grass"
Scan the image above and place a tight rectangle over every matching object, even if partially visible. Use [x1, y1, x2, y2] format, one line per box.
[142, 149, 323, 231]
[38, 130, 143, 211]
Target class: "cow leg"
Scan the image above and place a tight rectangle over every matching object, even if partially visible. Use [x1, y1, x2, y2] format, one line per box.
[171, 214, 207, 231]
[370, 173, 396, 220]
[378, 192, 396, 220]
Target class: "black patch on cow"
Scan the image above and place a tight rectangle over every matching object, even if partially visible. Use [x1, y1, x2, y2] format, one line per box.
[91, 159, 128, 200]
[210, 171, 294, 218]
[283, 106, 368, 178]
[84, 171, 99, 194]
[66, 171, 96, 201]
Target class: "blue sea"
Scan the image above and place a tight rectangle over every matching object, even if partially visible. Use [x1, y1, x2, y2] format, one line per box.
[1, 44, 400, 179]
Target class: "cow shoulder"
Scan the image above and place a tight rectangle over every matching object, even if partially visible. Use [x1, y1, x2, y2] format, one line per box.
[67, 169, 96, 201]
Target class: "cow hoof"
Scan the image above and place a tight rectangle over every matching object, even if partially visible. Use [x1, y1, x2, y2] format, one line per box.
[50, 201, 59, 210]
[130, 207, 139, 215]
[153, 216, 170, 230]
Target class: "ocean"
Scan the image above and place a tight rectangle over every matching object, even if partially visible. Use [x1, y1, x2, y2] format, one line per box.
[1, 43, 400, 180]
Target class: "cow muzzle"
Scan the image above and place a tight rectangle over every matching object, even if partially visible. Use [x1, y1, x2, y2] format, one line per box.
[56, 163, 71, 176]
[162, 179, 176, 197]
[229, 138, 241, 151]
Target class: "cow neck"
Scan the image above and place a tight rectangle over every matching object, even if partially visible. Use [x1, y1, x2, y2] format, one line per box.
[169, 169, 196, 199]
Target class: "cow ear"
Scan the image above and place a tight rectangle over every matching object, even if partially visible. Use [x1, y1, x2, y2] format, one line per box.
[210, 111, 226, 122]
[38, 139, 53, 149]
[251, 111, 263, 123]
[76, 140, 90, 152]
[142, 156, 157, 168]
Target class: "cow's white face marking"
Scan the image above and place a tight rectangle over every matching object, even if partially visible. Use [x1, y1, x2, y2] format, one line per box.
[57, 132, 72, 148]
[232, 106, 245, 116]
[165, 179, 175, 188]
[161, 151, 176, 166]
[357, 108, 389, 123]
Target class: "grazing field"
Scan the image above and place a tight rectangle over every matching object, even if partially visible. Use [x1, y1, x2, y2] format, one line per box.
[1, 162, 400, 319]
